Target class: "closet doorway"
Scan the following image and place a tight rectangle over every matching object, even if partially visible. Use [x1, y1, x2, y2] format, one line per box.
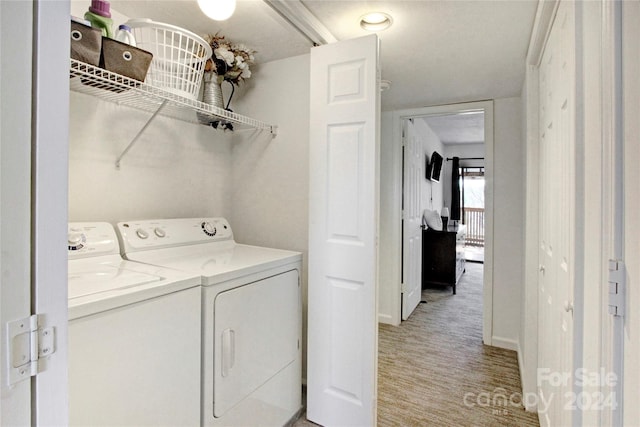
[387, 100, 494, 345]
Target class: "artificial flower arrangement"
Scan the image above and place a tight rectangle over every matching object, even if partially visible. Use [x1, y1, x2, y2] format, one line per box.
[204, 33, 255, 85]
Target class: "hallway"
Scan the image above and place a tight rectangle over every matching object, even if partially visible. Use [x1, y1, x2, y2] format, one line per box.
[377, 263, 539, 426]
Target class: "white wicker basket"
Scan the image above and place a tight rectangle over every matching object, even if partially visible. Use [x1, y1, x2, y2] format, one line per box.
[125, 18, 212, 100]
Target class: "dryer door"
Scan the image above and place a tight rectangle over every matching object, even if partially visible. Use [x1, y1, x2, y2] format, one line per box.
[213, 269, 299, 417]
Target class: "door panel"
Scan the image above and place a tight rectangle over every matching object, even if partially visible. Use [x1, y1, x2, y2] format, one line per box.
[537, 2, 575, 426]
[402, 119, 423, 320]
[308, 34, 379, 426]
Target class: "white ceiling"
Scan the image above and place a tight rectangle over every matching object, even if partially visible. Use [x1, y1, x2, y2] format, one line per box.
[108, 0, 538, 111]
[422, 112, 484, 145]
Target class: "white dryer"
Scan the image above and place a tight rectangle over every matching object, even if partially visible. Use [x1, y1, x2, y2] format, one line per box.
[67, 222, 202, 426]
[116, 218, 303, 427]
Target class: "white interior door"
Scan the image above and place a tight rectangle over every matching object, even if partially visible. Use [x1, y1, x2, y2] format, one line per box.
[402, 119, 422, 320]
[537, 2, 575, 426]
[0, 1, 34, 424]
[307, 34, 380, 426]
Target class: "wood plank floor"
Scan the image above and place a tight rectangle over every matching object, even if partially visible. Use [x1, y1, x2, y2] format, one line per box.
[296, 262, 539, 426]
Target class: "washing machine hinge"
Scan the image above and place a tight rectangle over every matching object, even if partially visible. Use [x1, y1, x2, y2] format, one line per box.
[6, 314, 56, 386]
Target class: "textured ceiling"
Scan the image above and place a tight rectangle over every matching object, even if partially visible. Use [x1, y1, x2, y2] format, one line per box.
[422, 112, 485, 145]
[104, 0, 538, 111]
[304, 0, 538, 110]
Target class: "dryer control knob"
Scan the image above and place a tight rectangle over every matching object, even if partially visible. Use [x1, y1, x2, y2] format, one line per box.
[136, 228, 149, 239]
[154, 227, 166, 238]
[201, 221, 217, 237]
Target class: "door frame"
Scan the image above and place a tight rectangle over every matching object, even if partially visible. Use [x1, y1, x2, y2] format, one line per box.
[521, 0, 558, 411]
[1, 0, 69, 425]
[389, 101, 494, 344]
[31, 0, 71, 424]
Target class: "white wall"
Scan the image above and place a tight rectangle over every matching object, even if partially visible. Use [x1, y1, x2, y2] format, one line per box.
[230, 53, 310, 378]
[412, 118, 445, 214]
[520, 63, 539, 409]
[68, 93, 233, 223]
[379, 112, 401, 324]
[490, 97, 524, 349]
[229, 54, 309, 254]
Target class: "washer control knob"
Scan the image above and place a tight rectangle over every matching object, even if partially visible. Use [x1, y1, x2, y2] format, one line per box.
[68, 233, 83, 245]
[67, 233, 85, 250]
[201, 221, 217, 237]
[136, 228, 149, 239]
[154, 227, 166, 238]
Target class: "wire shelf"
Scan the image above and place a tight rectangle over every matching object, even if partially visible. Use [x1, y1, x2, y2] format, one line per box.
[69, 59, 277, 134]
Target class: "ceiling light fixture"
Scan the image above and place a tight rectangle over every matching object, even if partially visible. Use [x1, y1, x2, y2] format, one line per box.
[360, 12, 392, 32]
[198, 0, 236, 21]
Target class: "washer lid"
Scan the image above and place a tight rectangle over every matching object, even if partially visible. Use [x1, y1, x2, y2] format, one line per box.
[68, 255, 201, 320]
[68, 264, 163, 299]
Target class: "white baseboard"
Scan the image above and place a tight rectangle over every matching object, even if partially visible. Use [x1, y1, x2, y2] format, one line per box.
[516, 340, 524, 380]
[491, 335, 519, 351]
[517, 339, 525, 381]
[516, 340, 538, 412]
[378, 313, 394, 325]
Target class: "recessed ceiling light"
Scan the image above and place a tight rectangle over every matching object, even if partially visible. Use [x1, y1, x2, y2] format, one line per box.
[360, 12, 393, 32]
[198, 0, 236, 21]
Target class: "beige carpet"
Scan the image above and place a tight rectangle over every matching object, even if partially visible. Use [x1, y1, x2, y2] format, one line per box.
[377, 262, 539, 426]
[296, 263, 539, 426]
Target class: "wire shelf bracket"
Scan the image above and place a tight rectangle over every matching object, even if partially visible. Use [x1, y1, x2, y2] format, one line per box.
[115, 99, 168, 169]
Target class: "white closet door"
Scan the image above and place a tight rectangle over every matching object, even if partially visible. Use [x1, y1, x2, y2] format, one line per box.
[307, 34, 380, 427]
[402, 119, 423, 320]
[537, 2, 575, 426]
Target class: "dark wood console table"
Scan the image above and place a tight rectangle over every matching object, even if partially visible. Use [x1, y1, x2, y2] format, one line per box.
[421, 224, 466, 294]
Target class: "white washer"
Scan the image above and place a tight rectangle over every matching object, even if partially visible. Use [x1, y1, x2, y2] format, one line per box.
[68, 222, 202, 427]
[116, 218, 303, 427]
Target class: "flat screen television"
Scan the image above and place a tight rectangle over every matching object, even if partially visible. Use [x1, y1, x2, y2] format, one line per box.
[427, 151, 443, 182]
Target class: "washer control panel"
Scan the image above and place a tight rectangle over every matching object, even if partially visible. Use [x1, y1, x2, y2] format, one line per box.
[201, 221, 217, 236]
[68, 222, 119, 259]
[117, 218, 233, 252]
